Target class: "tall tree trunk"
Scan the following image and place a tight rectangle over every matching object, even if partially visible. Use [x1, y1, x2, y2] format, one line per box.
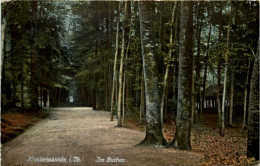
[138, 1, 166, 146]
[1, 7, 7, 77]
[196, 2, 203, 119]
[170, 1, 193, 150]
[122, 9, 132, 123]
[229, 69, 234, 127]
[140, 70, 144, 124]
[191, 48, 195, 123]
[106, 63, 111, 111]
[221, 65, 227, 136]
[122, 74, 126, 123]
[220, 5, 232, 136]
[160, 3, 177, 128]
[172, 8, 179, 116]
[217, 2, 223, 136]
[247, 34, 259, 160]
[110, 2, 120, 121]
[243, 59, 251, 129]
[117, 2, 127, 127]
[106, 10, 112, 108]
[201, 23, 212, 121]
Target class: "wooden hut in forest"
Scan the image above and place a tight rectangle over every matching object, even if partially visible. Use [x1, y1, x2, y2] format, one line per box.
[203, 84, 219, 114]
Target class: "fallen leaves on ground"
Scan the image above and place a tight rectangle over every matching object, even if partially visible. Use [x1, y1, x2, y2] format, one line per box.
[124, 118, 145, 132]
[126, 114, 258, 166]
[1, 109, 49, 143]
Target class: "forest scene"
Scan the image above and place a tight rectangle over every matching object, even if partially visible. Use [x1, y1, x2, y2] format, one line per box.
[1, 1, 259, 166]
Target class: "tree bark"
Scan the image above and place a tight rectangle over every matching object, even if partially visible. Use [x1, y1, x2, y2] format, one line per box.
[247, 33, 259, 160]
[110, 2, 120, 121]
[201, 23, 212, 121]
[191, 47, 195, 123]
[1, 7, 7, 77]
[217, 2, 223, 136]
[243, 59, 251, 129]
[229, 69, 234, 127]
[221, 65, 227, 136]
[123, 9, 133, 123]
[140, 70, 144, 124]
[220, 5, 232, 136]
[170, 1, 193, 150]
[196, 3, 204, 119]
[117, 2, 127, 127]
[138, 1, 166, 146]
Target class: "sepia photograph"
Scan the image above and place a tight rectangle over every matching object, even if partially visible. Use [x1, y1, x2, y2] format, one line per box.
[1, 0, 259, 165]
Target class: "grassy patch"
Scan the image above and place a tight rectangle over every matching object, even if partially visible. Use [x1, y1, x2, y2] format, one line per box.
[1, 108, 51, 144]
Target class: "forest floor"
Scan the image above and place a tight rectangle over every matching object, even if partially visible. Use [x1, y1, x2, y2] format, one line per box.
[2, 107, 202, 166]
[1, 108, 50, 144]
[2, 108, 259, 166]
[125, 114, 259, 166]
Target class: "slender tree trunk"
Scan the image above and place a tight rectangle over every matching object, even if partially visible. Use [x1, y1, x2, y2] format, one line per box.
[170, 1, 193, 150]
[1, 8, 8, 108]
[247, 34, 259, 160]
[221, 65, 227, 136]
[122, 74, 126, 122]
[229, 69, 234, 127]
[243, 59, 251, 129]
[160, 3, 177, 128]
[220, 5, 232, 136]
[217, 2, 223, 136]
[196, 3, 203, 119]
[110, 2, 120, 121]
[201, 23, 211, 121]
[1, 9, 7, 77]
[172, 9, 179, 116]
[117, 2, 127, 127]
[138, 1, 166, 146]
[140, 70, 144, 124]
[122, 12, 132, 123]
[107, 63, 110, 111]
[191, 49, 195, 123]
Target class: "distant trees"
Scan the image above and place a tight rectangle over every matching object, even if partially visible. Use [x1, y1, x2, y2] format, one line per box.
[1, 1, 70, 109]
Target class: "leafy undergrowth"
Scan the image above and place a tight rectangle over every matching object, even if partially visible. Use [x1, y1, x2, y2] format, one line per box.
[1, 108, 50, 144]
[124, 114, 258, 166]
[124, 118, 145, 132]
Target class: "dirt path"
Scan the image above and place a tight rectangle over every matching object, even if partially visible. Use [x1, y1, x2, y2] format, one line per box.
[2, 107, 203, 166]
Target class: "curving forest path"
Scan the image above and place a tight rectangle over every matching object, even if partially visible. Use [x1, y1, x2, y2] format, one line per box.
[2, 107, 203, 166]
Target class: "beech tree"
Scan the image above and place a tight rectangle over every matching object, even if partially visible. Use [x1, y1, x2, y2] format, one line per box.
[110, 2, 120, 121]
[170, 1, 193, 150]
[247, 31, 259, 160]
[138, 1, 166, 146]
[117, 2, 127, 127]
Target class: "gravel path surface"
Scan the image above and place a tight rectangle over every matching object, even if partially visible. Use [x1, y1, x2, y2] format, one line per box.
[2, 107, 203, 166]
